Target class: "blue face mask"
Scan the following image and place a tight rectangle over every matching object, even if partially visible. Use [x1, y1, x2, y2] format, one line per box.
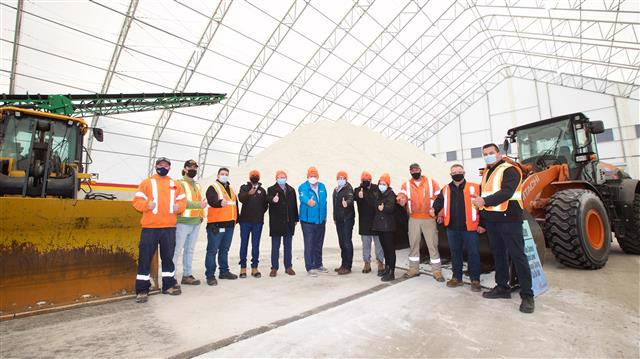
[277, 178, 286, 186]
[219, 175, 229, 184]
[484, 154, 497, 165]
[156, 167, 169, 176]
[337, 179, 346, 187]
[378, 184, 388, 193]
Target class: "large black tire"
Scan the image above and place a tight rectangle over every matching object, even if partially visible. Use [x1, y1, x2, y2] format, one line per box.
[545, 189, 611, 269]
[617, 193, 640, 254]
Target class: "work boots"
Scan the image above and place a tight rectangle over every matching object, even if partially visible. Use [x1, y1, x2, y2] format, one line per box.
[285, 267, 296, 276]
[362, 262, 371, 273]
[270, 269, 277, 277]
[520, 296, 535, 313]
[162, 284, 182, 296]
[446, 277, 464, 288]
[334, 266, 344, 272]
[219, 272, 238, 280]
[135, 292, 148, 303]
[403, 266, 420, 279]
[471, 280, 482, 292]
[251, 268, 261, 278]
[207, 276, 218, 286]
[482, 286, 512, 299]
[181, 275, 201, 285]
[239, 268, 247, 278]
[337, 267, 351, 275]
[433, 271, 445, 282]
[377, 260, 385, 276]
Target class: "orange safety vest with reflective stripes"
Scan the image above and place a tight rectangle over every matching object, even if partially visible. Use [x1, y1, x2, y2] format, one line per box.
[480, 162, 523, 212]
[400, 176, 440, 219]
[442, 182, 480, 231]
[132, 175, 186, 228]
[207, 181, 238, 223]
[178, 179, 203, 219]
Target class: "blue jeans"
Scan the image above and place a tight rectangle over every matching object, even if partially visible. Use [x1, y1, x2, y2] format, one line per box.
[174, 223, 200, 277]
[301, 221, 326, 271]
[205, 226, 234, 278]
[271, 229, 293, 270]
[446, 229, 481, 281]
[239, 222, 263, 268]
[335, 219, 354, 269]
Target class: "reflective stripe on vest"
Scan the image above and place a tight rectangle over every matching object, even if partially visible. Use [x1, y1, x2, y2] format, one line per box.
[481, 163, 523, 212]
[442, 183, 480, 231]
[180, 180, 202, 218]
[169, 180, 175, 214]
[150, 179, 159, 215]
[207, 182, 237, 223]
[407, 177, 435, 211]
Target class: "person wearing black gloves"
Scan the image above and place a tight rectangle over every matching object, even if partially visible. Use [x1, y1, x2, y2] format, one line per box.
[237, 169, 268, 279]
[372, 173, 397, 282]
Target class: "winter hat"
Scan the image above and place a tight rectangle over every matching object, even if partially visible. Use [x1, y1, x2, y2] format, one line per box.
[336, 170, 348, 180]
[378, 173, 391, 186]
[360, 171, 372, 181]
[249, 169, 260, 178]
[307, 166, 319, 178]
[275, 170, 287, 179]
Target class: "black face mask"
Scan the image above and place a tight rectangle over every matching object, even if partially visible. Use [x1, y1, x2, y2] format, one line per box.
[250, 176, 260, 184]
[411, 172, 422, 180]
[451, 173, 465, 182]
[156, 167, 169, 176]
[361, 180, 371, 188]
[186, 169, 197, 178]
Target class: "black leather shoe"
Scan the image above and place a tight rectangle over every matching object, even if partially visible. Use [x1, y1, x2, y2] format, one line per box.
[219, 272, 238, 280]
[381, 271, 395, 282]
[482, 286, 512, 299]
[207, 277, 218, 286]
[519, 296, 535, 313]
[378, 265, 389, 277]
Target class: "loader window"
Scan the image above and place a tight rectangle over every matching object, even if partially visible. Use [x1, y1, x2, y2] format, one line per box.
[516, 119, 576, 168]
[50, 121, 78, 164]
[0, 115, 33, 170]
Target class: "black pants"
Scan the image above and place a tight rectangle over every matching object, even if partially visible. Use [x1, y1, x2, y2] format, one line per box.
[485, 221, 533, 297]
[336, 218, 354, 269]
[379, 231, 396, 271]
[136, 227, 178, 294]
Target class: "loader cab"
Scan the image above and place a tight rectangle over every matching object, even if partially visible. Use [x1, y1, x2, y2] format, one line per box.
[506, 113, 603, 181]
[0, 107, 89, 198]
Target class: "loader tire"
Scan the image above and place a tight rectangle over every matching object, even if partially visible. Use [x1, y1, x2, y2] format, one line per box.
[545, 189, 610, 269]
[617, 193, 640, 254]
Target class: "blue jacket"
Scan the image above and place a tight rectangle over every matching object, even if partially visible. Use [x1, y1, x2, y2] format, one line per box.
[298, 181, 327, 224]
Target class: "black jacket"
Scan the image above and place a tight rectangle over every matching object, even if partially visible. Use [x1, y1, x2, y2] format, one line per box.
[354, 183, 378, 235]
[393, 203, 409, 250]
[433, 180, 469, 231]
[205, 180, 239, 229]
[372, 188, 397, 233]
[480, 160, 523, 223]
[333, 183, 355, 222]
[238, 182, 268, 224]
[267, 183, 299, 237]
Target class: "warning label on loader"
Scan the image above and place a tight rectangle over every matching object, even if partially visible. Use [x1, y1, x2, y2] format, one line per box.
[523, 221, 549, 297]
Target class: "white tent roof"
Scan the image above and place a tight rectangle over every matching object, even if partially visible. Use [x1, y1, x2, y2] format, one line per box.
[1, 0, 638, 182]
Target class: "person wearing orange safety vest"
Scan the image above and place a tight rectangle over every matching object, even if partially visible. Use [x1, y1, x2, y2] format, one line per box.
[471, 143, 534, 314]
[204, 167, 239, 286]
[132, 157, 187, 303]
[432, 164, 482, 292]
[398, 163, 443, 281]
[173, 159, 208, 286]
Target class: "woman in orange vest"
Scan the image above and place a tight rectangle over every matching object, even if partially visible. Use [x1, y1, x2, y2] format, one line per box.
[432, 164, 482, 292]
[204, 167, 239, 286]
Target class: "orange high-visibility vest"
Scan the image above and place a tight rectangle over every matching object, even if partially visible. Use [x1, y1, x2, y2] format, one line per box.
[132, 175, 186, 228]
[442, 182, 480, 231]
[178, 179, 203, 219]
[480, 162, 523, 212]
[207, 181, 237, 223]
[400, 176, 440, 218]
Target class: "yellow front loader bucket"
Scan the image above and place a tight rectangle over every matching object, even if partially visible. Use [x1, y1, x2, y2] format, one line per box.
[0, 197, 156, 319]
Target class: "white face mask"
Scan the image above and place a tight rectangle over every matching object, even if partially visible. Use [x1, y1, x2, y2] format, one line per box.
[308, 177, 318, 185]
[218, 175, 229, 184]
[337, 179, 346, 187]
[378, 184, 388, 193]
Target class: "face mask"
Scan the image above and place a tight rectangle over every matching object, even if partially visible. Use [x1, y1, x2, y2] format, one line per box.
[451, 173, 465, 182]
[484, 154, 497, 165]
[156, 167, 169, 176]
[277, 178, 287, 186]
[361, 180, 371, 188]
[337, 179, 346, 187]
[411, 172, 422, 180]
[219, 175, 229, 184]
[378, 184, 388, 193]
[308, 177, 318, 185]
[250, 176, 259, 184]
[186, 169, 197, 178]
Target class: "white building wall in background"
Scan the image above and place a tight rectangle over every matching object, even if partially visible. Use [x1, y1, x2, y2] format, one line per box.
[430, 77, 640, 183]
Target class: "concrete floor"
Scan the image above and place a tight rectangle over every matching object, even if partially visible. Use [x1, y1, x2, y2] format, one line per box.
[1, 238, 638, 358]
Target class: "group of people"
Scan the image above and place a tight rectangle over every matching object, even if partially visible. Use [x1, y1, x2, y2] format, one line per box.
[132, 143, 535, 314]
